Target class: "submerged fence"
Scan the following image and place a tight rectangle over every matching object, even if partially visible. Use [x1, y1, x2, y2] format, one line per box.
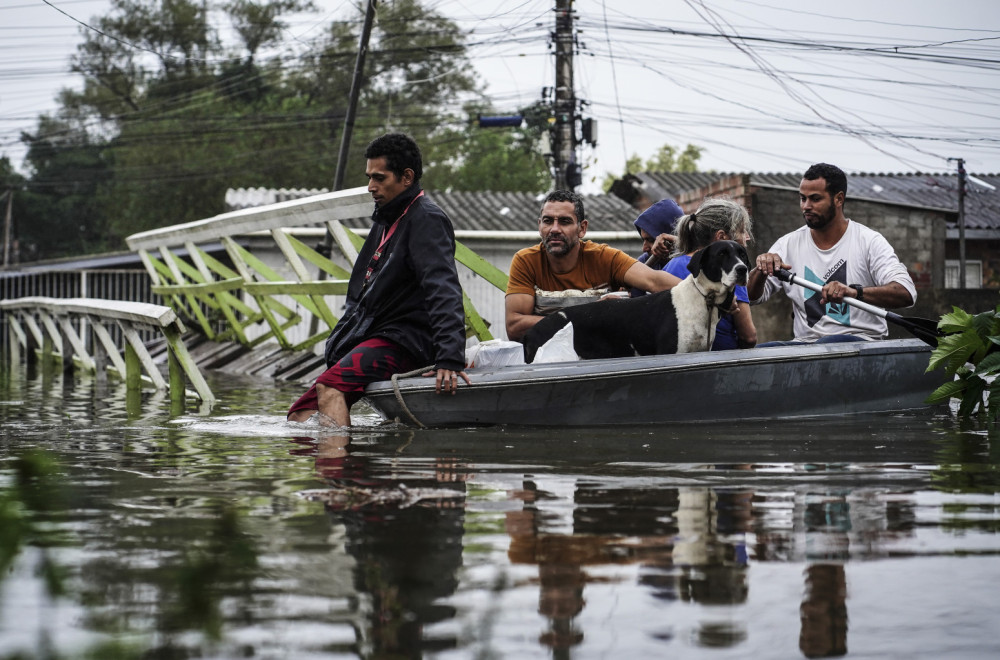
[1, 296, 213, 403]
[1, 186, 510, 405]
[0, 268, 157, 355]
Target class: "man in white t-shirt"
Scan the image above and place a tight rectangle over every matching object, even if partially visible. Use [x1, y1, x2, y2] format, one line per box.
[746, 162, 916, 345]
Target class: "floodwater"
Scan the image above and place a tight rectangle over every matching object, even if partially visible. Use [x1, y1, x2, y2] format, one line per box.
[1, 361, 999, 660]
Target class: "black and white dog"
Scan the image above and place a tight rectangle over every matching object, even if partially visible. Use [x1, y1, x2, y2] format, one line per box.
[523, 240, 749, 362]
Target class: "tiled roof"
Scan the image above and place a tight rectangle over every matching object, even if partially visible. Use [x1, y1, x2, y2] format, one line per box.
[225, 187, 642, 232]
[638, 171, 1000, 231]
[429, 190, 640, 232]
[224, 187, 329, 210]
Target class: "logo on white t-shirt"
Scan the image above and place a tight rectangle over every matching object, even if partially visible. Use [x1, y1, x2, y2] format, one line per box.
[804, 264, 851, 328]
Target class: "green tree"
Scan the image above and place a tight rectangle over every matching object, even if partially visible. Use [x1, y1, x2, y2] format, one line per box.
[20, 0, 553, 255]
[63, 0, 318, 241]
[602, 143, 704, 191]
[16, 115, 110, 259]
[0, 158, 25, 263]
[296, 0, 483, 190]
[423, 103, 549, 192]
[646, 143, 703, 173]
[54, 0, 490, 241]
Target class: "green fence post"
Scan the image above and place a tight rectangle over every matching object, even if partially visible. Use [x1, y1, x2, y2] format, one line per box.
[167, 347, 185, 415]
[163, 324, 215, 404]
[124, 341, 142, 415]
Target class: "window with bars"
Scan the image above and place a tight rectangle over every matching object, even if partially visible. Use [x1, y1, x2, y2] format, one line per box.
[945, 259, 982, 288]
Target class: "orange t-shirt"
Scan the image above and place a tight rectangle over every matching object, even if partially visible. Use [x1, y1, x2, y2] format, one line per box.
[505, 241, 637, 296]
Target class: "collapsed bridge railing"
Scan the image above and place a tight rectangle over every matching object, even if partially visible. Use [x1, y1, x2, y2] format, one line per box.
[125, 186, 509, 353]
[0, 296, 214, 403]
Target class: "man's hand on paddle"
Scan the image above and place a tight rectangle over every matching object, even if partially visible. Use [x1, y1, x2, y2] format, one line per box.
[819, 281, 857, 305]
[425, 368, 471, 394]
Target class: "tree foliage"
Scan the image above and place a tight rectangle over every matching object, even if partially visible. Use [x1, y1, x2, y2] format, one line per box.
[18, 116, 110, 259]
[14, 0, 548, 259]
[601, 143, 704, 191]
[0, 158, 26, 265]
[646, 143, 704, 173]
[424, 103, 550, 192]
[925, 303, 1000, 423]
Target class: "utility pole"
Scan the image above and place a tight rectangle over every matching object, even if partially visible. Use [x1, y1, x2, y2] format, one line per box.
[552, 0, 579, 190]
[332, 0, 377, 195]
[310, 0, 377, 336]
[2, 189, 12, 268]
[948, 157, 967, 289]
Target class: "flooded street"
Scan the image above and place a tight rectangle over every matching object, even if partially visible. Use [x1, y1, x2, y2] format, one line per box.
[2, 363, 999, 659]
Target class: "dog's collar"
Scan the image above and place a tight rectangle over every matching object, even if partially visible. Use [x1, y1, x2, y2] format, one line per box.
[691, 278, 730, 311]
[691, 278, 731, 351]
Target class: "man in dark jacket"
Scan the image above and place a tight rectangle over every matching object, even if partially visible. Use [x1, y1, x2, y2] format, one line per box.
[288, 133, 470, 428]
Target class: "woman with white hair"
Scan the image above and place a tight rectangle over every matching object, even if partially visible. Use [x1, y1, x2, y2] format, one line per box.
[663, 197, 757, 349]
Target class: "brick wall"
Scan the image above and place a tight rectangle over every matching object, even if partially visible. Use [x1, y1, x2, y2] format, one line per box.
[676, 174, 753, 214]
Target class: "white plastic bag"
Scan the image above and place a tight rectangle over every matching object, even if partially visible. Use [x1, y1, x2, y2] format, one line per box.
[532, 321, 580, 363]
[465, 339, 526, 368]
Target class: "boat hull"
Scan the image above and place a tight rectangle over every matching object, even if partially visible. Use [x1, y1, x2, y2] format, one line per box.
[363, 339, 947, 427]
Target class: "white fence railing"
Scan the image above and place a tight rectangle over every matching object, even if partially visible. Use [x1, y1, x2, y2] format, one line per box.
[125, 186, 506, 352]
[1, 296, 213, 403]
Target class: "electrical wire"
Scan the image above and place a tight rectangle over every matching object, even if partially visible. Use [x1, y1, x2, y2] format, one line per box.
[4, 0, 1000, 181]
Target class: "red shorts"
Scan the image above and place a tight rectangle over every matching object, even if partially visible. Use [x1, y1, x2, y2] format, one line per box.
[288, 337, 419, 415]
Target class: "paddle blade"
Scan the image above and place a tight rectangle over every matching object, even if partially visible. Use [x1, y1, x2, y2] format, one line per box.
[886, 312, 942, 347]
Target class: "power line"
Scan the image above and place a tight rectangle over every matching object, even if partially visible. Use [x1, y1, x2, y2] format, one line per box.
[682, 0, 943, 169]
[599, 0, 627, 165]
[6, 0, 1000, 181]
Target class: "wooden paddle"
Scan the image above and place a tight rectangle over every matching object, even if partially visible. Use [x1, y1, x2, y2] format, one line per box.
[773, 269, 942, 347]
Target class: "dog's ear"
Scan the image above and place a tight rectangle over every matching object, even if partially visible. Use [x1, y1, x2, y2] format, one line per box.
[687, 246, 706, 277]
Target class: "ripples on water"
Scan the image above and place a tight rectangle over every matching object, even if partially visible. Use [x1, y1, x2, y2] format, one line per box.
[1, 364, 999, 659]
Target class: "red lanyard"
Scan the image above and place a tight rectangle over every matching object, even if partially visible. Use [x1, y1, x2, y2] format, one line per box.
[364, 190, 424, 286]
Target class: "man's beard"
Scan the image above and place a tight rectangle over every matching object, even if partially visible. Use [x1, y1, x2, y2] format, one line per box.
[805, 207, 835, 230]
[544, 235, 576, 257]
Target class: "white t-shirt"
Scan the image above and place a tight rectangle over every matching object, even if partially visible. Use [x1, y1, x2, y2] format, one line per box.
[752, 220, 917, 342]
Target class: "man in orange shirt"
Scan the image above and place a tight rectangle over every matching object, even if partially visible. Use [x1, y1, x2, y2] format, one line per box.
[505, 190, 682, 341]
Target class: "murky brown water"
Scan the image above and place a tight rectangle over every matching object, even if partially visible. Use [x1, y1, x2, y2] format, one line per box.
[2, 361, 999, 659]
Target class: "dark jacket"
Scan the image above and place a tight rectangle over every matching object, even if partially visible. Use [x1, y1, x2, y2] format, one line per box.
[324, 184, 466, 371]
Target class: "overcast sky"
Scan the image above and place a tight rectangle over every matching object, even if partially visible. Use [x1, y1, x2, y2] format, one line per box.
[2, 0, 999, 193]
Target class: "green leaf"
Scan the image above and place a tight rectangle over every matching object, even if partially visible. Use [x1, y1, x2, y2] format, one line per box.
[938, 306, 975, 333]
[974, 351, 1000, 377]
[957, 377, 987, 417]
[988, 386, 1000, 424]
[925, 377, 967, 405]
[971, 309, 999, 340]
[927, 329, 983, 375]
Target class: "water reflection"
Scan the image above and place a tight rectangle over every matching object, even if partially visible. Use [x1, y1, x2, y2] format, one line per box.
[2, 368, 1000, 659]
[297, 433, 468, 657]
[504, 480, 752, 654]
[800, 564, 847, 658]
[285, 421, 1000, 659]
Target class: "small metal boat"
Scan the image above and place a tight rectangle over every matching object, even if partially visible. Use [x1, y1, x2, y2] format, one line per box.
[363, 338, 947, 427]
